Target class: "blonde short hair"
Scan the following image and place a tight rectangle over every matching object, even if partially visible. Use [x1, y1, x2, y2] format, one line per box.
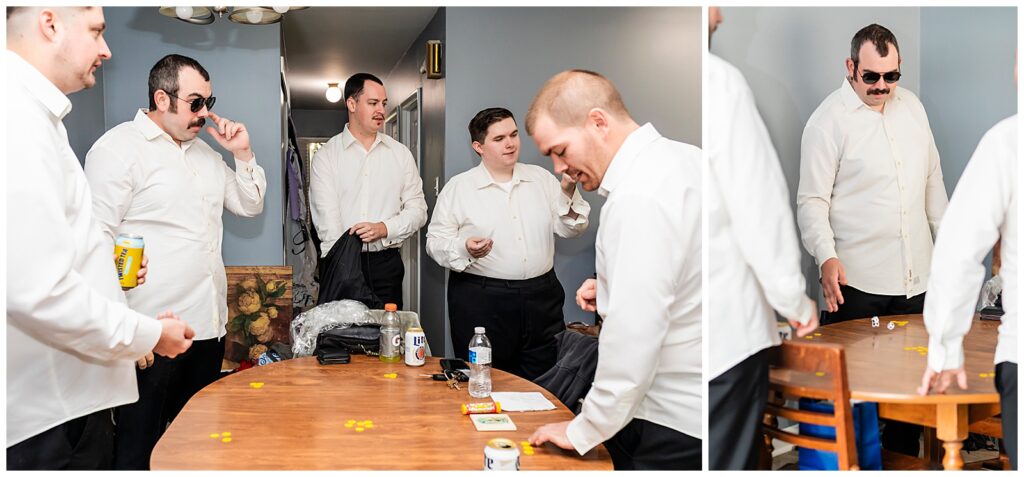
[525, 69, 631, 135]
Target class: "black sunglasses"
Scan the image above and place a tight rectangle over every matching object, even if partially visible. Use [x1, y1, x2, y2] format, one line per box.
[859, 69, 902, 85]
[168, 92, 216, 113]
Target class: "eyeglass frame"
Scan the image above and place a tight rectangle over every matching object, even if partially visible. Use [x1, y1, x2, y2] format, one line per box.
[856, 67, 902, 85]
[166, 92, 216, 113]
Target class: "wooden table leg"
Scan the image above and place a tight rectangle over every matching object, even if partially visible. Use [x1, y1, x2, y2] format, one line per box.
[936, 403, 969, 470]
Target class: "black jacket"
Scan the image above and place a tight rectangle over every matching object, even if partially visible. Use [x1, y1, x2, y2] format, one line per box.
[533, 329, 599, 415]
[316, 233, 383, 309]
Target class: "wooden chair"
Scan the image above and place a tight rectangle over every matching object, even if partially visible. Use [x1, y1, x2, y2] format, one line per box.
[762, 341, 859, 470]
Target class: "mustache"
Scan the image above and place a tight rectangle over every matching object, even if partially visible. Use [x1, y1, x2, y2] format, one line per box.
[189, 118, 206, 128]
[867, 88, 890, 95]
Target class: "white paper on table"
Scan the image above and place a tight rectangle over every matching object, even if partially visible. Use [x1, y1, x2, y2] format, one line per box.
[490, 392, 557, 412]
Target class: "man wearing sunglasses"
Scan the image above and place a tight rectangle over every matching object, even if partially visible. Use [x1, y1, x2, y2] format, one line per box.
[83, 53, 266, 469]
[797, 24, 947, 457]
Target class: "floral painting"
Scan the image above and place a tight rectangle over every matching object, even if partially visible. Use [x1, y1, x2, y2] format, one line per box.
[223, 266, 293, 371]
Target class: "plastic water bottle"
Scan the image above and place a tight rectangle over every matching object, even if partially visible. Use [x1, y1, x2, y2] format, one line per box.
[468, 327, 492, 398]
[379, 303, 402, 363]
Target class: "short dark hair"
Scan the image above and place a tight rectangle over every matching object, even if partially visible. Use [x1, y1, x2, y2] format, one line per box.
[148, 54, 210, 112]
[7, 7, 23, 19]
[469, 108, 515, 146]
[344, 72, 384, 102]
[850, 24, 900, 71]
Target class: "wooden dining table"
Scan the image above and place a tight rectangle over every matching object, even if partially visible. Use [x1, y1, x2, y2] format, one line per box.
[776, 314, 1002, 470]
[150, 355, 612, 470]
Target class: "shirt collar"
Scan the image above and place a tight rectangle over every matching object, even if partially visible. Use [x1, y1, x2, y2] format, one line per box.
[598, 122, 660, 197]
[472, 162, 532, 189]
[6, 50, 72, 120]
[341, 123, 387, 152]
[839, 76, 900, 113]
[133, 108, 196, 149]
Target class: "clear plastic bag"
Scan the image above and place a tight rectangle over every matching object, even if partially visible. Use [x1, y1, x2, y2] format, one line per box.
[978, 275, 1003, 310]
[290, 299, 373, 357]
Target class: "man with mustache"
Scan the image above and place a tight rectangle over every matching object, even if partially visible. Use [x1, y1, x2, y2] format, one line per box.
[84, 53, 266, 469]
[310, 72, 428, 310]
[425, 108, 590, 380]
[526, 70, 701, 470]
[797, 24, 947, 456]
[6, 8, 194, 470]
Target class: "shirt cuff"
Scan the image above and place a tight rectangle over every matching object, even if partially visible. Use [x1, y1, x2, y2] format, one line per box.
[927, 335, 965, 371]
[233, 154, 257, 175]
[133, 312, 164, 360]
[814, 243, 838, 268]
[792, 296, 816, 326]
[566, 415, 602, 456]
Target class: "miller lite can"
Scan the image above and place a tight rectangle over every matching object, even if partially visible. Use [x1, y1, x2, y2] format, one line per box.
[404, 327, 426, 367]
[484, 438, 520, 471]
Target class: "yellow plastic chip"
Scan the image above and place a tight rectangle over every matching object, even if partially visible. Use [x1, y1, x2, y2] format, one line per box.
[210, 433, 220, 438]
[364, 423, 374, 428]
[813, 333, 822, 336]
[222, 432, 231, 437]
[815, 372, 825, 377]
[344, 423, 354, 428]
[221, 438, 232, 443]
[355, 428, 365, 432]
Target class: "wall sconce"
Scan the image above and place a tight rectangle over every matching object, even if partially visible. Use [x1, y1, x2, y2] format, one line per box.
[325, 83, 342, 103]
[159, 6, 306, 25]
[426, 40, 444, 79]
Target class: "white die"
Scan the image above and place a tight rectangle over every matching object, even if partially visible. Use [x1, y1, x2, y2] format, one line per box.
[871, 316, 880, 328]
[887, 321, 896, 330]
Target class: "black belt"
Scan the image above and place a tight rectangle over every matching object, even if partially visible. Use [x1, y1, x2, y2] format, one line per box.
[450, 269, 556, 289]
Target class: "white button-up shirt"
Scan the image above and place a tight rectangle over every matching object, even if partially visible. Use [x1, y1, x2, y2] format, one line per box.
[924, 115, 1017, 370]
[566, 123, 702, 454]
[309, 124, 428, 255]
[707, 54, 815, 380]
[84, 109, 266, 341]
[5, 51, 162, 446]
[798, 78, 947, 297]
[425, 162, 590, 280]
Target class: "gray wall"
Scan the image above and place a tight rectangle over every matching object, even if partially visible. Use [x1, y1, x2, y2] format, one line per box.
[711, 7, 1015, 302]
[384, 9, 448, 357]
[920, 7, 1018, 196]
[292, 108, 346, 139]
[67, 73, 107, 161]
[445, 7, 702, 327]
[93, 7, 284, 266]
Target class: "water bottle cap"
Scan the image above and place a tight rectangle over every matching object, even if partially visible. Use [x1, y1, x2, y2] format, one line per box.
[474, 326, 486, 334]
[384, 303, 398, 312]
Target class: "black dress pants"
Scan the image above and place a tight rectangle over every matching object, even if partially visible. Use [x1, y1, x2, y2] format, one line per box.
[823, 285, 924, 457]
[997, 362, 1017, 470]
[448, 269, 565, 381]
[361, 248, 404, 310]
[113, 337, 225, 470]
[709, 347, 771, 470]
[7, 408, 114, 470]
[605, 418, 702, 470]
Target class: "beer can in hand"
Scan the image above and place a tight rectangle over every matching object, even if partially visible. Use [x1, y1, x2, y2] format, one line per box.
[114, 234, 144, 289]
[404, 327, 426, 366]
[484, 438, 520, 471]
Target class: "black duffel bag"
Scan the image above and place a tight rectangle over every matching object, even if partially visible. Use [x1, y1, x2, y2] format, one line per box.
[315, 324, 381, 356]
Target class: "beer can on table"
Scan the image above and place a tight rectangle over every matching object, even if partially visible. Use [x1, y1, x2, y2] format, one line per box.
[114, 234, 145, 289]
[404, 327, 426, 366]
[484, 438, 520, 471]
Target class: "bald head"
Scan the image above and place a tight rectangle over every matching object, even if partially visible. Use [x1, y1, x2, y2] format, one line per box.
[525, 69, 632, 135]
[6, 7, 110, 95]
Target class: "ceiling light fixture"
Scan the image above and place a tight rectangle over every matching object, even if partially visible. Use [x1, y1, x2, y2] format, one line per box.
[325, 83, 342, 103]
[159, 6, 307, 25]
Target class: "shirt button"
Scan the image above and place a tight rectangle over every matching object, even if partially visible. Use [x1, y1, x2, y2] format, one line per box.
[512, 216, 518, 220]
[522, 258, 527, 263]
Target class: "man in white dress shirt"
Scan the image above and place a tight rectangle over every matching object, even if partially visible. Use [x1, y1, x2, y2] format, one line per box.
[426, 108, 590, 380]
[707, 8, 818, 469]
[918, 111, 1017, 469]
[797, 23, 947, 457]
[310, 72, 428, 310]
[84, 53, 266, 469]
[6, 7, 194, 470]
[525, 70, 702, 470]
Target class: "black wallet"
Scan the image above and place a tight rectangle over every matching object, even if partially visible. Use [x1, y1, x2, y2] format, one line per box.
[316, 348, 350, 365]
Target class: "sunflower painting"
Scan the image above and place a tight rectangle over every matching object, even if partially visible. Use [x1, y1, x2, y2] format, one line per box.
[223, 266, 293, 371]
